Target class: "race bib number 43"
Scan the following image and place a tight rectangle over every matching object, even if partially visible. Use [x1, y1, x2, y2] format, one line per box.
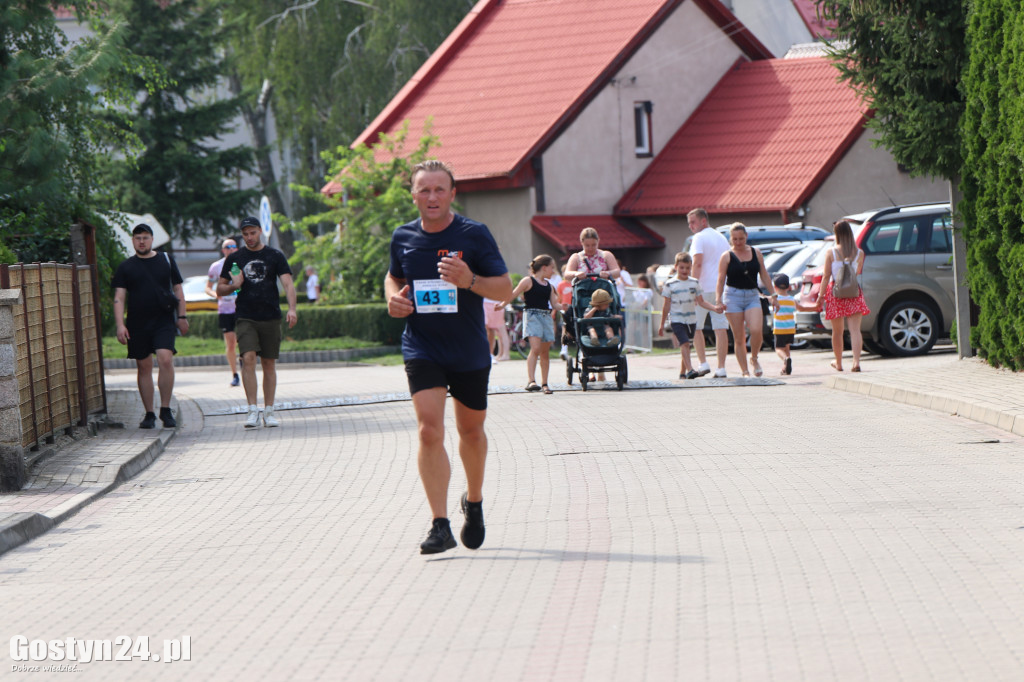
[413, 279, 458, 314]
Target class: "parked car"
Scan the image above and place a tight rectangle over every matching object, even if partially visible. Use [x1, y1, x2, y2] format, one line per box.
[795, 203, 954, 356]
[682, 222, 829, 253]
[182, 275, 218, 312]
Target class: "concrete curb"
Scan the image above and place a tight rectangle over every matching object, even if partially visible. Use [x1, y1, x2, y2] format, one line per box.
[827, 373, 1024, 438]
[0, 398, 188, 557]
[103, 346, 399, 370]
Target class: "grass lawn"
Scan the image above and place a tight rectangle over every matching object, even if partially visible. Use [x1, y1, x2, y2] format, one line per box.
[103, 335, 382, 360]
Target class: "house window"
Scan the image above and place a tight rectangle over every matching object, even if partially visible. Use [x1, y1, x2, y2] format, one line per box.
[634, 101, 653, 157]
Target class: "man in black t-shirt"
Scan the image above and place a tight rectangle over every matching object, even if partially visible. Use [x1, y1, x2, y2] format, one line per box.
[112, 223, 188, 429]
[217, 216, 297, 429]
[385, 160, 512, 555]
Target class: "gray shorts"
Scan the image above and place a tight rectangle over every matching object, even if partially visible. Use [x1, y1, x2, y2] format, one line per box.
[524, 309, 555, 343]
[696, 293, 728, 330]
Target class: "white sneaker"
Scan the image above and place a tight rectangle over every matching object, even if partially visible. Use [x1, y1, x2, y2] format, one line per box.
[262, 407, 280, 428]
[244, 405, 260, 429]
[696, 362, 711, 377]
[713, 367, 728, 378]
[560, 345, 570, 361]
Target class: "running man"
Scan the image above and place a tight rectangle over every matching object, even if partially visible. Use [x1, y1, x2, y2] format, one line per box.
[205, 237, 241, 386]
[385, 160, 512, 555]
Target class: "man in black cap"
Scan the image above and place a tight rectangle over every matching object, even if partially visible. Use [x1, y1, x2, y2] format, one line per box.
[217, 216, 297, 428]
[112, 223, 189, 428]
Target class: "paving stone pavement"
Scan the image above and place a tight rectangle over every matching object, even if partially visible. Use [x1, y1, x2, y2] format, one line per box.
[1, 347, 1024, 681]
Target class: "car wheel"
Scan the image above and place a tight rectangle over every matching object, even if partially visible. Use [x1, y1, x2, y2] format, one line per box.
[878, 300, 939, 356]
[863, 337, 889, 356]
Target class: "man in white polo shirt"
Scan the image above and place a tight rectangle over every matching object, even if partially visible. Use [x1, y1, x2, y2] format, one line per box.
[687, 208, 730, 377]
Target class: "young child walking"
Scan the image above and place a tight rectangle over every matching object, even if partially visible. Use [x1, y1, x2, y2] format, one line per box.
[659, 252, 717, 379]
[496, 255, 563, 393]
[771, 273, 815, 375]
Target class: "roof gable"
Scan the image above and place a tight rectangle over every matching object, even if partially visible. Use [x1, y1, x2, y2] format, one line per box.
[789, 0, 836, 40]
[615, 57, 868, 217]
[349, 0, 771, 190]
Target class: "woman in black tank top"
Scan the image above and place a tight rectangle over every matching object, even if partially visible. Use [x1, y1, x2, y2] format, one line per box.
[495, 254, 564, 393]
[714, 223, 775, 378]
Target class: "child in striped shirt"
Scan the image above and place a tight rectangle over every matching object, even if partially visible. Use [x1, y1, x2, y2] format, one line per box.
[772, 273, 815, 375]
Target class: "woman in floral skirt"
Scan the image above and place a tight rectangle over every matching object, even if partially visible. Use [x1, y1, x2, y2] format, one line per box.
[816, 220, 870, 372]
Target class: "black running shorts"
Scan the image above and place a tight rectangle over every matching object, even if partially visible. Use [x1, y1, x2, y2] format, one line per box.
[404, 359, 490, 411]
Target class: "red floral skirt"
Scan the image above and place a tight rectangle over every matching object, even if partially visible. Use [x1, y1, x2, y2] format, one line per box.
[823, 286, 870, 320]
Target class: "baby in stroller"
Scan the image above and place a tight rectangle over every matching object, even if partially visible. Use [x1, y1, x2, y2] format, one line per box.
[582, 288, 621, 347]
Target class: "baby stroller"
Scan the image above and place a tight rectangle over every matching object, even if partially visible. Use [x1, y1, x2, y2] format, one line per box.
[564, 276, 628, 391]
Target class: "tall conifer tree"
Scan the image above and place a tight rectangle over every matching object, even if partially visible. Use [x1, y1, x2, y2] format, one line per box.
[96, 0, 256, 246]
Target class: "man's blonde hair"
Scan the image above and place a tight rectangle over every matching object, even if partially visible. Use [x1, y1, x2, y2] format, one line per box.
[411, 160, 455, 189]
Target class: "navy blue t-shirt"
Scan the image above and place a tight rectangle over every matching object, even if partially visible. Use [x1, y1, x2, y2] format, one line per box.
[389, 214, 507, 370]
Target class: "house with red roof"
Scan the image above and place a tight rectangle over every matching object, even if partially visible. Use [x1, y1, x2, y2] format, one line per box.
[342, 0, 943, 272]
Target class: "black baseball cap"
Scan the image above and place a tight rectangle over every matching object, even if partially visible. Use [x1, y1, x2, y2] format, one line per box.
[773, 273, 790, 289]
[239, 216, 261, 230]
[132, 223, 154, 236]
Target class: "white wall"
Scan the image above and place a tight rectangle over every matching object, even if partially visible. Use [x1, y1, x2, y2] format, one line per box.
[541, 1, 746, 216]
[729, 0, 814, 58]
[806, 132, 947, 225]
[459, 188, 536, 276]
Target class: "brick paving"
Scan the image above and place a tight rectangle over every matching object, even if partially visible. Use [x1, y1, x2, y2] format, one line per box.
[0, 347, 1023, 680]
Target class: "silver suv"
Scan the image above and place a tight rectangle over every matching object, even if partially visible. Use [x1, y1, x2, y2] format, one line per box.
[795, 203, 954, 356]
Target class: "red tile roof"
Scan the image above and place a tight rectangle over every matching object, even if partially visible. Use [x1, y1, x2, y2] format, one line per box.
[790, 0, 836, 40]
[531, 215, 665, 255]
[343, 0, 771, 194]
[615, 57, 867, 217]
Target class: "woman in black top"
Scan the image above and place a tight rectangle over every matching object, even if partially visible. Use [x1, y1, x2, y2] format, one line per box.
[714, 223, 775, 377]
[496, 255, 563, 393]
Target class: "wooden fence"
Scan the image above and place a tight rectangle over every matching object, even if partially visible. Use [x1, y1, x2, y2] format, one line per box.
[0, 263, 106, 449]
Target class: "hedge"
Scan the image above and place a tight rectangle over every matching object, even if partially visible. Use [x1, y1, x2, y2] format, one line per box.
[187, 303, 405, 344]
[961, 0, 1024, 369]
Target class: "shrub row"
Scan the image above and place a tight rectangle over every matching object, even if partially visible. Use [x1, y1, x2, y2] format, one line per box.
[187, 304, 405, 344]
[961, 0, 1024, 369]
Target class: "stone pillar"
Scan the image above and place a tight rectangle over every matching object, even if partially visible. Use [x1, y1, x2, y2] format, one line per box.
[0, 288, 26, 492]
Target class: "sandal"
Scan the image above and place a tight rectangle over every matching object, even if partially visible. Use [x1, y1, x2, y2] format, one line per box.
[830, 361, 843, 372]
[526, 381, 541, 391]
[851, 365, 861, 373]
[542, 384, 553, 394]
[751, 360, 763, 377]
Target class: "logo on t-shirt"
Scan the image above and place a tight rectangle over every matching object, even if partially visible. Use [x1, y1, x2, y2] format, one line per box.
[244, 260, 268, 284]
[437, 249, 463, 259]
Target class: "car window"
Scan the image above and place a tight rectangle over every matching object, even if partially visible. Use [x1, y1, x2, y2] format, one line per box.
[863, 218, 923, 254]
[928, 214, 953, 253]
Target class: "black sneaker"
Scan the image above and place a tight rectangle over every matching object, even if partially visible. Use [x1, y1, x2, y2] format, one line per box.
[230, 373, 240, 387]
[420, 518, 456, 555]
[460, 493, 485, 550]
[785, 358, 793, 375]
[159, 407, 176, 428]
[139, 412, 157, 429]
[685, 370, 699, 380]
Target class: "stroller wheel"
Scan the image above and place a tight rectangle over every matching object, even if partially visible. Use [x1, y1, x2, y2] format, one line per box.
[566, 358, 574, 385]
[580, 362, 588, 391]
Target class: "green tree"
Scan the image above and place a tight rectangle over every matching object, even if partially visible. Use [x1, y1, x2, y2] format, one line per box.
[224, 0, 473, 254]
[282, 122, 440, 303]
[958, 0, 1024, 368]
[817, 0, 966, 180]
[94, 0, 257, 247]
[1, 0, 161, 327]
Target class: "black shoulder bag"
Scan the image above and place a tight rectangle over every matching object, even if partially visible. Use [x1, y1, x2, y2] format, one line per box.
[140, 253, 179, 314]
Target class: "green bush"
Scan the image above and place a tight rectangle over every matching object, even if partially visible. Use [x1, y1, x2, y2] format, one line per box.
[187, 303, 405, 344]
[961, 0, 1024, 369]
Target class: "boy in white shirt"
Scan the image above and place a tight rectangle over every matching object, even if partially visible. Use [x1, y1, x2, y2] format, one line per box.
[659, 252, 717, 379]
